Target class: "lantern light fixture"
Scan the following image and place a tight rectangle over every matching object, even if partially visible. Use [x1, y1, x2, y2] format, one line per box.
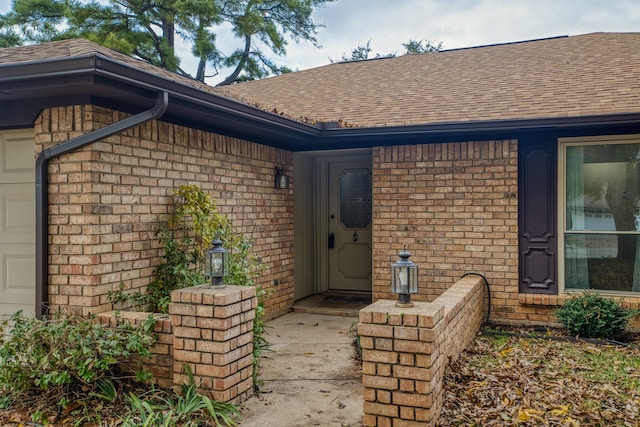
[391, 246, 418, 307]
[274, 167, 289, 189]
[205, 239, 228, 287]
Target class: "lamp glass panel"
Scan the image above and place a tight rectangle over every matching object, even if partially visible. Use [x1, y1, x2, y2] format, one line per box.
[278, 174, 288, 189]
[205, 252, 212, 277]
[211, 253, 224, 276]
[395, 266, 409, 293]
[409, 266, 418, 293]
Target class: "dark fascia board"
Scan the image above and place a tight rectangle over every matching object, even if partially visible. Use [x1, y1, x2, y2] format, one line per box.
[308, 112, 640, 151]
[2, 53, 640, 150]
[0, 55, 98, 81]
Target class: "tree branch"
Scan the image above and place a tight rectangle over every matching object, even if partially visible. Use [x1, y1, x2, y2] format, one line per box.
[217, 34, 251, 86]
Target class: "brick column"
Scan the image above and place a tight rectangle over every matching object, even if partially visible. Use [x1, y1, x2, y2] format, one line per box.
[359, 300, 445, 427]
[170, 285, 256, 403]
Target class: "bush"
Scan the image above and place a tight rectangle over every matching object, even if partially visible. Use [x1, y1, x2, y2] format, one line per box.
[0, 311, 156, 413]
[555, 292, 638, 339]
[0, 312, 240, 426]
[111, 185, 267, 312]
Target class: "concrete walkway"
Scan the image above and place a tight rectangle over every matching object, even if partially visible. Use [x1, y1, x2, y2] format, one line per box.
[239, 312, 363, 426]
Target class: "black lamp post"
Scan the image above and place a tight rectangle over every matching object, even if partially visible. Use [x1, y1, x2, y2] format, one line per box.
[391, 247, 418, 307]
[205, 239, 227, 287]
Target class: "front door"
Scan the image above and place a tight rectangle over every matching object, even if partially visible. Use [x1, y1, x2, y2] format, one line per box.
[0, 130, 36, 320]
[328, 159, 372, 291]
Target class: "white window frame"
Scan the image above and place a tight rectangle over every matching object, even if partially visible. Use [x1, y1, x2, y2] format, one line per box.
[558, 133, 640, 296]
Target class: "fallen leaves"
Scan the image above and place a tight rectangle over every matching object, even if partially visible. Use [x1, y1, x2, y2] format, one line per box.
[438, 334, 640, 426]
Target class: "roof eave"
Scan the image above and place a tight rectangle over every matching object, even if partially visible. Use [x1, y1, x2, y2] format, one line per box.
[0, 54, 322, 149]
[1, 53, 639, 151]
[306, 113, 640, 150]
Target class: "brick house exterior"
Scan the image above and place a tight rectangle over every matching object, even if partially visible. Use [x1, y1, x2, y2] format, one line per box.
[370, 142, 518, 314]
[2, 33, 640, 326]
[36, 105, 294, 317]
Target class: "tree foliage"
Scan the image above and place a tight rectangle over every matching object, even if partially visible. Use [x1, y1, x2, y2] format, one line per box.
[0, 0, 333, 84]
[333, 38, 443, 62]
[402, 38, 443, 53]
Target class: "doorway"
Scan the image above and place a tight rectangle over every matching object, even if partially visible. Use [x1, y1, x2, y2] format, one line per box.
[293, 149, 373, 302]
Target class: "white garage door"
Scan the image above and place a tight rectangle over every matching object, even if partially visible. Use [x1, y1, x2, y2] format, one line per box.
[0, 129, 35, 320]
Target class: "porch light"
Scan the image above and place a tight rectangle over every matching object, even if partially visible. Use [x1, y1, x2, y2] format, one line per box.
[205, 239, 227, 287]
[391, 247, 418, 307]
[274, 167, 290, 189]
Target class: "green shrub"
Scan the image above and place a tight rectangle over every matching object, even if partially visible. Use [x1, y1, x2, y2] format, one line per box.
[0, 311, 156, 414]
[145, 223, 206, 312]
[0, 313, 240, 425]
[555, 292, 638, 339]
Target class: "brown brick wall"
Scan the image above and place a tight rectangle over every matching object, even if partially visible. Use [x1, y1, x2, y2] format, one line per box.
[34, 105, 294, 317]
[359, 275, 484, 426]
[372, 141, 520, 324]
[372, 140, 640, 327]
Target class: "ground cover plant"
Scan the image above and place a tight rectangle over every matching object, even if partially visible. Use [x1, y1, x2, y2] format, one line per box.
[438, 329, 640, 426]
[0, 311, 155, 425]
[121, 366, 239, 427]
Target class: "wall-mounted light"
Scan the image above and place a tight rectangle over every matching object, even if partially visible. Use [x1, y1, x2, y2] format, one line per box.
[391, 247, 418, 307]
[205, 239, 227, 287]
[274, 167, 289, 189]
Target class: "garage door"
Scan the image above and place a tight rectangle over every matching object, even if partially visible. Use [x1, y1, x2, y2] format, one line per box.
[0, 129, 35, 320]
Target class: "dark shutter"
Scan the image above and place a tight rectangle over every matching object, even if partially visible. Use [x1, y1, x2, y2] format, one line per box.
[518, 135, 558, 294]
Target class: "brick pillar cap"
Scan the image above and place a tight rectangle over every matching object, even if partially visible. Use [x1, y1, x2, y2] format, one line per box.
[359, 299, 444, 326]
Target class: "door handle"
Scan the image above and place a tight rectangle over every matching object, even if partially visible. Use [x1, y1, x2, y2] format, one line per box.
[328, 233, 335, 249]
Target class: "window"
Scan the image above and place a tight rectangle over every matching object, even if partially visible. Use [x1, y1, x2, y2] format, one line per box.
[560, 135, 640, 294]
[339, 170, 372, 229]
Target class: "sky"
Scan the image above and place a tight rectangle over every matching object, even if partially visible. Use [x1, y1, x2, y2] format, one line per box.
[284, 0, 640, 69]
[1, 0, 639, 85]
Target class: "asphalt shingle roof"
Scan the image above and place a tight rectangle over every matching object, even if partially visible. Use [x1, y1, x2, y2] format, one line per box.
[216, 33, 640, 127]
[0, 38, 216, 94]
[2, 33, 639, 129]
[0, 37, 118, 63]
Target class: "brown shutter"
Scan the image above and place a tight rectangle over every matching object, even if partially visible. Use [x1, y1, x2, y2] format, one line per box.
[518, 136, 558, 294]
